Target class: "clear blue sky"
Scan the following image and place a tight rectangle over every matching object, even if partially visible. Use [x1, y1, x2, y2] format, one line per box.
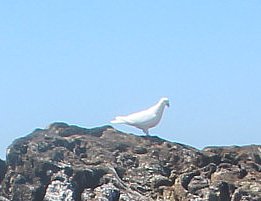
[0, 1, 260, 159]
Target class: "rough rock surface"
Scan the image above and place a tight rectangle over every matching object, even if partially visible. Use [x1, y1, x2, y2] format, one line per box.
[0, 122, 260, 201]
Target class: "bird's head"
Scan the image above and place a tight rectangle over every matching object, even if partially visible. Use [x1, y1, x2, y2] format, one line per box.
[161, 97, 170, 107]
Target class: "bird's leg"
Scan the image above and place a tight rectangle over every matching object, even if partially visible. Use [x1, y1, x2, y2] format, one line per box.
[142, 129, 149, 135]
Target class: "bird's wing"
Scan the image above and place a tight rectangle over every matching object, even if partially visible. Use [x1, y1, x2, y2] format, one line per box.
[121, 109, 157, 125]
[111, 101, 161, 126]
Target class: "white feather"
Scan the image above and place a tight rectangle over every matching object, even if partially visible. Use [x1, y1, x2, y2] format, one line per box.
[110, 97, 170, 135]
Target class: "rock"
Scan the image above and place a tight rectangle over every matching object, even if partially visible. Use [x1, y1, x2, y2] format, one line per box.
[187, 175, 209, 193]
[0, 122, 260, 200]
[151, 175, 173, 188]
[44, 180, 74, 201]
[0, 196, 10, 201]
[90, 183, 120, 201]
[133, 147, 148, 154]
[218, 181, 231, 201]
[0, 159, 6, 183]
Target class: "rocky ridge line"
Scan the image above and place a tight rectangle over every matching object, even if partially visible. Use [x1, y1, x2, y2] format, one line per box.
[0, 122, 260, 201]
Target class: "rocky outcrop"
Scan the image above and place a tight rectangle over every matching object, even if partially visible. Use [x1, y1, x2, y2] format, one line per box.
[0, 122, 260, 201]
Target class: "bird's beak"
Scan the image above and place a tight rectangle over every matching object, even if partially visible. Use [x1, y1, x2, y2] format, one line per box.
[166, 102, 170, 107]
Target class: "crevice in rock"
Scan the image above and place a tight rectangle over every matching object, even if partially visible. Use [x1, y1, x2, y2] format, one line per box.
[73, 168, 107, 201]
[181, 170, 200, 190]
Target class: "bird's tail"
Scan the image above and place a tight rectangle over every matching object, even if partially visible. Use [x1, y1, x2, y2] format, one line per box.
[110, 116, 126, 124]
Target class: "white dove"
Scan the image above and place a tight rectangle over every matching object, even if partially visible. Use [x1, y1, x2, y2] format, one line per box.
[110, 97, 170, 135]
